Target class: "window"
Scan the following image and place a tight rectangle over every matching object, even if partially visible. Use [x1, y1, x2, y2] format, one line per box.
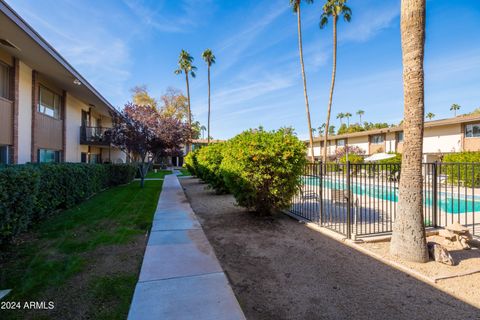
[371, 134, 384, 144]
[38, 149, 60, 163]
[465, 123, 480, 138]
[337, 139, 346, 147]
[0, 61, 10, 100]
[89, 154, 101, 164]
[81, 152, 87, 163]
[397, 131, 404, 142]
[38, 86, 61, 119]
[0, 145, 9, 164]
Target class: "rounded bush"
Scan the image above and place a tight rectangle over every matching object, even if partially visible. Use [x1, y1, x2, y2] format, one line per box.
[195, 143, 228, 193]
[184, 149, 199, 176]
[220, 128, 306, 215]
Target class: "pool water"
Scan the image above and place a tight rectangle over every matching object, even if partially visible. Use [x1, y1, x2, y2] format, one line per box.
[303, 176, 480, 214]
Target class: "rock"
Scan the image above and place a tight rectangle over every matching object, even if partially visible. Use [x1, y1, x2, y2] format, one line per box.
[446, 222, 469, 233]
[427, 242, 455, 266]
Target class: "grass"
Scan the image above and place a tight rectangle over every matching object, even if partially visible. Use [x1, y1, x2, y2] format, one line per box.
[177, 168, 191, 176]
[145, 169, 172, 179]
[0, 180, 162, 319]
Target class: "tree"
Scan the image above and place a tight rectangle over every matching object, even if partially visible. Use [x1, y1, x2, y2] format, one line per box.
[320, 0, 352, 162]
[311, 128, 317, 136]
[175, 50, 197, 151]
[200, 125, 207, 139]
[202, 49, 216, 144]
[110, 103, 189, 188]
[425, 112, 435, 120]
[328, 125, 335, 135]
[450, 103, 461, 116]
[318, 123, 326, 136]
[291, 0, 315, 162]
[160, 87, 189, 121]
[344, 112, 352, 126]
[131, 85, 158, 108]
[336, 112, 345, 125]
[390, 0, 429, 263]
[356, 109, 365, 123]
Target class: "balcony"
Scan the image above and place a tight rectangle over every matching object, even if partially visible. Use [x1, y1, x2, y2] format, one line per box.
[80, 126, 112, 146]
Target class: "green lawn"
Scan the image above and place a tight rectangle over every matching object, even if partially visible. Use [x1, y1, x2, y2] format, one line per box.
[145, 169, 172, 179]
[0, 180, 163, 320]
[177, 168, 191, 176]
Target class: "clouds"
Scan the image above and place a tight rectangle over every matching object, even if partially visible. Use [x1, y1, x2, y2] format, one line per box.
[122, 0, 214, 33]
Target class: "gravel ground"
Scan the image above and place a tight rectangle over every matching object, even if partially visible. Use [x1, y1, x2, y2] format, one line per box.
[180, 177, 480, 320]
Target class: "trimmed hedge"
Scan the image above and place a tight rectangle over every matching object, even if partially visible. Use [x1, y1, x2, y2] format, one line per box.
[221, 129, 306, 214]
[443, 152, 480, 187]
[184, 149, 199, 176]
[0, 163, 136, 244]
[195, 143, 228, 193]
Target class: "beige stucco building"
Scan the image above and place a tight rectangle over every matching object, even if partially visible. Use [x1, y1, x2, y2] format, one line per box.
[308, 115, 480, 162]
[0, 1, 125, 164]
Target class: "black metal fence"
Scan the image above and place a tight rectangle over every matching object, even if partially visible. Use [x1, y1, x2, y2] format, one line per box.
[290, 162, 480, 239]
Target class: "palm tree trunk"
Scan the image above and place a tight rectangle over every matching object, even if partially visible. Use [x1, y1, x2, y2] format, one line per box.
[323, 16, 337, 163]
[390, 0, 428, 263]
[297, 6, 315, 163]
[185, 72, 192, 153]
[207, 65, 211, 144]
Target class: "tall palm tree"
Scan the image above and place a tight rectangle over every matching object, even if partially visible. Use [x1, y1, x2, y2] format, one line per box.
[202, 49, 216, 144]
[290, 0, 315, 162]
[200, 125, 207, 139]
[450, 103, 461, 117]
[175, 50, 197, 152]
[425, 112, 435, 120]
[356, 109, 365, 123]
[390, 0, 428, 263]
[311, 128, 317, 136]
[336, 112, 345, 125]
[344, 112, 352, 126]
[320, 0, 352, 162]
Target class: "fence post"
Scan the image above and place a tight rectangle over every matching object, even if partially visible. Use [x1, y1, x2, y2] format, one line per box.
[319, 161, 323, 226]
[432, 161, 438, 228]
[346, 160, 352, 239]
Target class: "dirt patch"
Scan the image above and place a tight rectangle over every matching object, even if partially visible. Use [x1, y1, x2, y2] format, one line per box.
[180, 177, 480, 320]
[358, 238, 480, 308]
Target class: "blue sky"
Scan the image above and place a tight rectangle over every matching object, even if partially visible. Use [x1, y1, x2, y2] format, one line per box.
[7, 0, 480, 140]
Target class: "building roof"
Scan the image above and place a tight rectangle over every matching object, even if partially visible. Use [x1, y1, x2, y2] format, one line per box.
[0, 0, 117, 116]
[312, 113, 480, 142]
[192, 139, 225, 144]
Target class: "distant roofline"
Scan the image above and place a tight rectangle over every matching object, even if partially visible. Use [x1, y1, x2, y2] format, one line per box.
[312, 113, 480, 142]
[0, 0, 117, 113]
[192, 139, 225, 144]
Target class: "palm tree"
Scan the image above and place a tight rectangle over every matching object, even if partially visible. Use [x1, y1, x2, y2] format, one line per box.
[336, 112, 345, 125]
[200, 125, 207, 139]
[311, 128, 317, 136]
[290, 0, 315, 162]
[450, 103, 461, 117]
[202, 49, 216, 144]
[344, 112, 352, 126]
[390, 0, 428, 263]
[320, 0, 352, 163]
[356, 109, 365, 123]
[175, 50, 197, 152]
[425, 112, 435, 120]
[318, 123, 326, 136]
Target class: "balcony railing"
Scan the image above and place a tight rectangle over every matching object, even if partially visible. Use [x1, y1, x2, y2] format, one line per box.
[80, 126, 112, 145]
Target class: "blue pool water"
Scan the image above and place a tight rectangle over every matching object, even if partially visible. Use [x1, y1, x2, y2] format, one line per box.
[303, 176, 480, 214]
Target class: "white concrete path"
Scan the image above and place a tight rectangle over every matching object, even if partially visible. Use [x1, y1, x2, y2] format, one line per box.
[128, 174, 245, 320]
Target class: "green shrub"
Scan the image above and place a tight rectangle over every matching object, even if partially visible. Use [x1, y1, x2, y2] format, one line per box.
[339, 154, 364, 165]
[0, 163, 136, 244]
[184, 150, 199, 176]
[195, 143, 228, 193]
[220, 128, 306, 214]
[443, 152, 480, 187]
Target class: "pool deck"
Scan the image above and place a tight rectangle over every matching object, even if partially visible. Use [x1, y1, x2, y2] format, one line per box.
[127, 173, 245, 320]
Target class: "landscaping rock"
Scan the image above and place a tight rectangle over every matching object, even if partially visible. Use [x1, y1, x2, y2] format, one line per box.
[427, 242, 455, 266]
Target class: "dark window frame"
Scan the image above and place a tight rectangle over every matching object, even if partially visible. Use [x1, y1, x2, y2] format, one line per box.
[38, 85, 62, 119]
[465, 123, 480, 138]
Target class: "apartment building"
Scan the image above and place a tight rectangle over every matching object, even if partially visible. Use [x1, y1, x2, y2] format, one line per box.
[308, 114, 480, 162]
[0, 1, 125, 165]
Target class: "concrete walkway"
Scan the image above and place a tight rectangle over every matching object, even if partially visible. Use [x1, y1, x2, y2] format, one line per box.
[128, 174, 245, 320]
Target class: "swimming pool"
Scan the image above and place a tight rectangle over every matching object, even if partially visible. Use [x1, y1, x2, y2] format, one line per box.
[303, 176, 480, 214]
